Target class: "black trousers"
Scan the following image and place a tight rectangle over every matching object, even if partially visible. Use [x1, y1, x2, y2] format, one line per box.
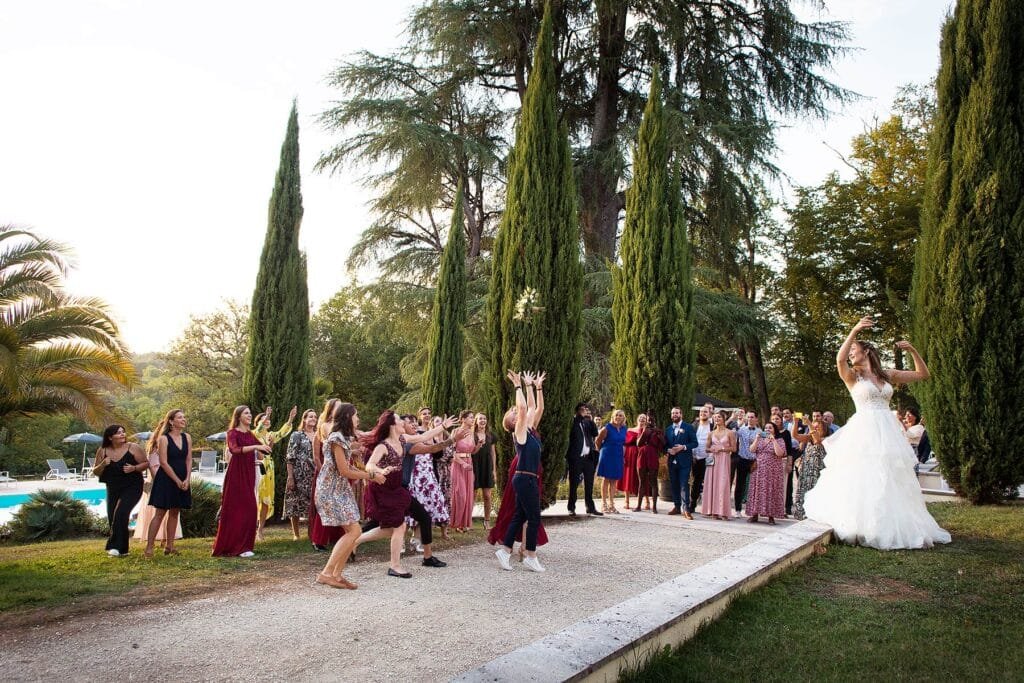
[689, 458, 707, 513]
[105, 477, 143, 554]
[567, 454, 598, 512]
[361, 496, 433, 546]
[731, 455, 753, 514]
[785, 457, 795, 515]
[503, 474, 541, 551]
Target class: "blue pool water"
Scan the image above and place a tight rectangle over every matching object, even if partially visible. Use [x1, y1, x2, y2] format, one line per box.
[0, 488, 107, 509]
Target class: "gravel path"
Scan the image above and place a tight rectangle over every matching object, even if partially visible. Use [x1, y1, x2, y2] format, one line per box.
[1, 511, 778, 682]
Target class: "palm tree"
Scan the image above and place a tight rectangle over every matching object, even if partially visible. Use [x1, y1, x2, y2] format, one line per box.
[0, 225, 134, 422]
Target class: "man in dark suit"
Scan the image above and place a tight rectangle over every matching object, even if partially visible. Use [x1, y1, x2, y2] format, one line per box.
[665, 406, 699, 518]
[566, 402, 601, 516]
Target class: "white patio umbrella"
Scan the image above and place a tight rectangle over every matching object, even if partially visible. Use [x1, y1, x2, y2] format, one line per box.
[62, 432, 103, 472]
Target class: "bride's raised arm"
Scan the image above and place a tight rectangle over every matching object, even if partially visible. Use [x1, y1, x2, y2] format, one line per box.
[888, 341, 931, 385]
[837, 317, 875, 387]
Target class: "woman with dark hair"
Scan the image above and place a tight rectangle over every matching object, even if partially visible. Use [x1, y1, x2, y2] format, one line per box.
[212, 406, 272, 557]
[472, 413, 498, 530]
[634, 414, 664, 513]
[315, 403, 385, 589]
[144, 409, 192, 558]
[746, 421, 788, 524]
[790, 418, 827, 520]
[352, 411, 414, 578]
[96, 425, 148, 556]
[494, 369, 548, 573]
[450, 410, 477, 532]
[309, 398, 344, 551]
[804, 317, 950, 549]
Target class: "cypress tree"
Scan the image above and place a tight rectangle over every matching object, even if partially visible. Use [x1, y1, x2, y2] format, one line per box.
[242, 101, 315, 515]
[611, 73, 695, 422]
[485, 2, 584, 501]
[422, 185, 467, 415]
[911, 0, 1024, 503]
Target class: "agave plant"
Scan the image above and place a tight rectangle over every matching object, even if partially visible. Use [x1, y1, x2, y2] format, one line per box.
[0, 225, 134, 422]
[9, 488, 96, 542]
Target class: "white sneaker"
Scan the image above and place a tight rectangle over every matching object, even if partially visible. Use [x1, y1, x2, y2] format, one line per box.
[523, 556, 546, 573]
[106, 549, 120, 557]
[239, 551, 255, 558]
[495, 548, 513, 571]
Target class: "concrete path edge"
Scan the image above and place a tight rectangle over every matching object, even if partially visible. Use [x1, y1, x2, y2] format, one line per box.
[453, 520, 833, 683]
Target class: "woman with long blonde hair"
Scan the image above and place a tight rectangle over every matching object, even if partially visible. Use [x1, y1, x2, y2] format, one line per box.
[144, 409, 192, 557]
[133, 420, 182, 547]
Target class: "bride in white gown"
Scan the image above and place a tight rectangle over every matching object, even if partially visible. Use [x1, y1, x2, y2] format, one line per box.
[804, 316, 951, 550]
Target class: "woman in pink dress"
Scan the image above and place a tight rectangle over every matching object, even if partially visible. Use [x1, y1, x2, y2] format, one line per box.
[449, 410, 477, 532]
[212, 406, 272, 557]
[746, 421, 788, 524]
[701, 411, 736, 520]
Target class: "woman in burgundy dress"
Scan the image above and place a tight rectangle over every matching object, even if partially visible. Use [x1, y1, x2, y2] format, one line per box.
[353, 411, 413, 578]
[634, 414, 664, 513]
[212, 406, 272, 558]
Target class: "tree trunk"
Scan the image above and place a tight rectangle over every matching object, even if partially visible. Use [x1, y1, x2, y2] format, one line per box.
[745, 338, 771, 419]
[579, 1, 627, 259]
[732, 340, 754, 405]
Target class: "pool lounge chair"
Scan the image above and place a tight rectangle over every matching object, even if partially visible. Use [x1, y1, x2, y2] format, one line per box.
[81, 457, 97, 479]
[0, 471, 15, 487]
[44, 459, 79, 481]
[197, 451, 218, 475]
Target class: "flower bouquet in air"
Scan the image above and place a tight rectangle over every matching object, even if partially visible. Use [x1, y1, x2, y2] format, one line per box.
[513, 287, 545, 321]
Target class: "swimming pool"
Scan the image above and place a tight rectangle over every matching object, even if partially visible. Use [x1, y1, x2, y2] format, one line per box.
[0, 488, 107, 509]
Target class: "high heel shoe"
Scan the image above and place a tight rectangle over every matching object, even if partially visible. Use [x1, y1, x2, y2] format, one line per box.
[163, 548, 180, 556]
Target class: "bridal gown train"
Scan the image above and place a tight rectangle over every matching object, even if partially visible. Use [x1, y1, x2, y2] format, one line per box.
[803, 376, 951, 550]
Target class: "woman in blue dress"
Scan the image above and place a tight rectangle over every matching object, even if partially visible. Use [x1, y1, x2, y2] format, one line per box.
[596, 409, 627, 514]
[144, 409, 192, 558]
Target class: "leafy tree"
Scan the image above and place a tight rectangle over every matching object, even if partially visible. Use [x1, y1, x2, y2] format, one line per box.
[242, 103, 315, 515]
[912, 0, 1024, 504]
[774, 85, 934, 414]
[310, 285, 419, 418]
[485, 4, 583, 502]
[612, 73, 695, 420]
[0, 226, 135, 423]
[422, 187, 468, 414]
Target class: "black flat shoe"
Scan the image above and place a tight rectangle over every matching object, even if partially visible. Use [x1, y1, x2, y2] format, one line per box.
[387, 568, 413, 578]
[422, 556, 447, 568]
[312, 544, 327, 552]
[587, 509, 604, 516]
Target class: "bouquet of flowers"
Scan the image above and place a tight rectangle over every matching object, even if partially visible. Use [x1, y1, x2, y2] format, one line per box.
[513, 287, 544, 321]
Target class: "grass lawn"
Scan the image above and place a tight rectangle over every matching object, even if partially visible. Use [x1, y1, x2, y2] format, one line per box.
[0, 523, 491, 628]
[621, 502, 1024, 682]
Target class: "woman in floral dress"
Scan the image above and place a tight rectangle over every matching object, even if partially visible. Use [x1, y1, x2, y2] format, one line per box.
[746, 421, 788, 524]
[284, 410, 318, 541]
[431, 416, 455, 539]
[790, 417, 827, 520]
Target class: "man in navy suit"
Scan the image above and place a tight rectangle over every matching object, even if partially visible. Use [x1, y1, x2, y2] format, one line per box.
[664, 406, 699, 519]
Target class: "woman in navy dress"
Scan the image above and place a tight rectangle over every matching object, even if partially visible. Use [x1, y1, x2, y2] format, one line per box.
[494, 369, 548, 574]
[144, 409, 192, 557]
[595, 409, 627, 514]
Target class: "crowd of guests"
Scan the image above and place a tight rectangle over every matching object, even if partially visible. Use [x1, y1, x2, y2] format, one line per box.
[570, 401, 930, 527]
[96, 387, 930, 581]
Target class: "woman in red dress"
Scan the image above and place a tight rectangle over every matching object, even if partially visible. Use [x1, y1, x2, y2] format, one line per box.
[635, 414, 664, 513]
[617, 413, 646, 510]
[212, 406, 272, 557]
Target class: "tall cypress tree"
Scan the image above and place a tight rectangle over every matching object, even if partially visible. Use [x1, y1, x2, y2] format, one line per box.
[422, 185, 467, 414]
[485, 2, 584, 501]
[611, 73, 695, 422]
[242, 101, 315, 515]
[912, 0, 1024, 503]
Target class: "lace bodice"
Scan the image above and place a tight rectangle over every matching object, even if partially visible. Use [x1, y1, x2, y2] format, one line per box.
[850, 375, 893, 411]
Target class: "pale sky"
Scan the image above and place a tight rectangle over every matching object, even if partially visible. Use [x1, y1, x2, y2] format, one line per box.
[0, 1, 949, 353]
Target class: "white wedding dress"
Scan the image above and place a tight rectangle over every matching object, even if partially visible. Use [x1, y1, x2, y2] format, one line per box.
[803, 376, 951, 550]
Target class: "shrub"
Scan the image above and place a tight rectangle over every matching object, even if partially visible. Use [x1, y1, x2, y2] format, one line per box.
[181, 476, 220, 538]
[9, 489, 97, 542]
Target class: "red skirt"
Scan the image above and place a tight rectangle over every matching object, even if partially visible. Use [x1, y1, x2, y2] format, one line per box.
[308, 467, 343, 545]
[618, 433, 640, 494]
[212, 450, 257, 557]
[488, 454, 548, 547]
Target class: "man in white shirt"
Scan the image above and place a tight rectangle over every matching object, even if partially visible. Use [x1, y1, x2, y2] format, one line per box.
[688, 406, 712, 515]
